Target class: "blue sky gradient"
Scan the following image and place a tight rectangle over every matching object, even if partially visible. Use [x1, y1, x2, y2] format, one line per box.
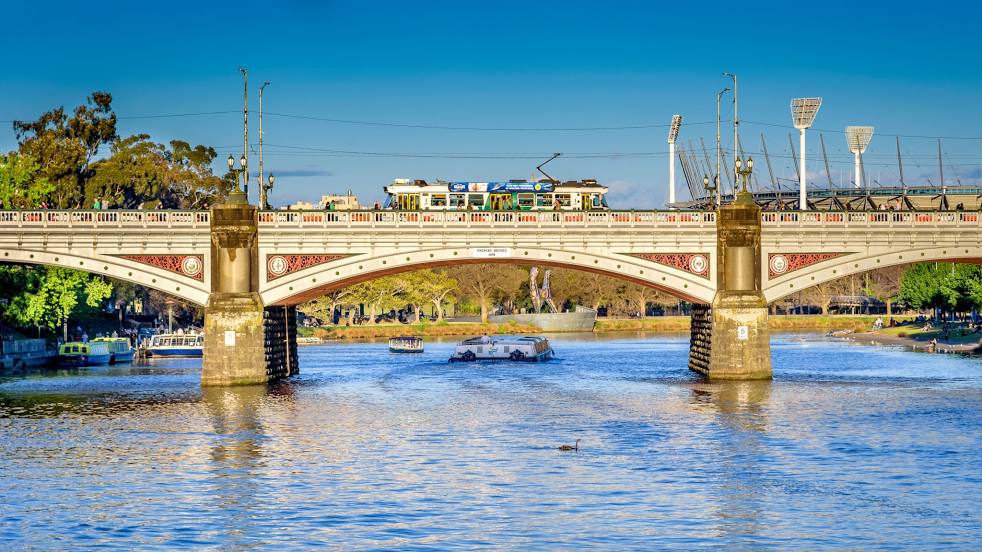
[3, 0, 981, 207]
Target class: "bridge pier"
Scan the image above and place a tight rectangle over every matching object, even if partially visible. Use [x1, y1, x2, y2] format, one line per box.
[202, 196, 296, 386]
[689, 190, 772, 380]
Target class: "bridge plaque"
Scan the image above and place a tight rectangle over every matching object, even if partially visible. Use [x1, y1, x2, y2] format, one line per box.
[471, 247, 512, 258]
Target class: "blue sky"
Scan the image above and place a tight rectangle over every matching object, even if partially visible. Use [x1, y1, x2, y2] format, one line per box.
[3, 0, 981, 207]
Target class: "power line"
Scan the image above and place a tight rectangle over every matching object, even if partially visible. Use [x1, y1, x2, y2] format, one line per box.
[743, 120, 982, 141]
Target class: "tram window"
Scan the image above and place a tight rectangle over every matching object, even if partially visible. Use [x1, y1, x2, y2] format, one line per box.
[592, 195, 601, 207]
[468, 194, 485, 207]
[449, 194, 465, 208]
[431, 194, 447, 207]
[518, 194, 534, 208]
[537, 194, 552, 207]
[555, 194, 571, 207]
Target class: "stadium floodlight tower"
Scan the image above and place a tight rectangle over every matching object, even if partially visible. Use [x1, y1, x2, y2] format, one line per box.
[790, 97, 822, 210]
[667, 114, 683, 206]
[846, 126, 875, 189]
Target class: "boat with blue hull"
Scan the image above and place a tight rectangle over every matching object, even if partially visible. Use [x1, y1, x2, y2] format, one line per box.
[59, 341, 112, 366]
[92, 337, 135, 364]
[145, 333, 204, 358]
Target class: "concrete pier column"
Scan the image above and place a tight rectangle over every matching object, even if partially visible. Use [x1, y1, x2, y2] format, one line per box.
[689, 190, 772, 380]
[202, 197, 271, 386]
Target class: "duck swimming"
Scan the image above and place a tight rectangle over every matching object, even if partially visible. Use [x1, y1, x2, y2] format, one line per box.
[558, 439, 581, 452]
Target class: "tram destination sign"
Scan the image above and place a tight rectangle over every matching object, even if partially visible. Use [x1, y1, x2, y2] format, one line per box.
[471, 247, 513, 258]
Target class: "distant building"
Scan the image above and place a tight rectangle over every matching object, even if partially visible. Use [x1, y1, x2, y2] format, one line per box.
[283, 191, 363, 211]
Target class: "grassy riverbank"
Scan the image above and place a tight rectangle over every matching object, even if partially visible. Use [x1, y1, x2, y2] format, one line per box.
[594, 315, 917, 333]
[304, 314, 916, 340]
[308, 320, 540, 340]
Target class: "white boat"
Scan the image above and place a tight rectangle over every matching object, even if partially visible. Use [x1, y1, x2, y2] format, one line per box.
[145, 333, 204, 357]
[389, 336, 423, 353]
[449, 335, 554, 362]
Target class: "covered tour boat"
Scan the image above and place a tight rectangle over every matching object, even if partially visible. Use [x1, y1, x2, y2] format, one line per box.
[92, 337, 135, 364]
[145, 333, 204, 357]
[449, 336, 554, 362]
[389, 336, 424, 353]
[59, 341, 112, 366]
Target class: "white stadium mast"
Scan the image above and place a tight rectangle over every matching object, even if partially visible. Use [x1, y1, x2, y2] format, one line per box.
[667, 114, 683, 206]
[846, 126, 875, 189]
[790, 98, 822, 210]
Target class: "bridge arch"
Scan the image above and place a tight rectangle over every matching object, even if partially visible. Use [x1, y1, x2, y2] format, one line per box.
[0, 248, 209, 305]
[259, 246, 717, 306]
[763, 245, 982, 304]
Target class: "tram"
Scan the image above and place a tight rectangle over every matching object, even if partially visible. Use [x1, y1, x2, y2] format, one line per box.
[383, 179, 610, 211]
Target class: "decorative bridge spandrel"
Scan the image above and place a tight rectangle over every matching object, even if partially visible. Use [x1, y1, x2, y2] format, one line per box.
[761, 210, 982, 302]
[256, 210, 720, 305]
[0, 210, 212, 305]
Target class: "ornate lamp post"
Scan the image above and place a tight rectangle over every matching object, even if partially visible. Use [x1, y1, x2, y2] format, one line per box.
[263, 174, 275, 208]
[226, 154, 248, 204]
[703, 174, 718, 210]
[735, 156, 755, 202]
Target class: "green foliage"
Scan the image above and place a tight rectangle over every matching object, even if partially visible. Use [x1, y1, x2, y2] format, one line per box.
[14, 92, 117, 208]
[0, 153, 55, 209]
[899, 262, 982, 313]
[7, 267, 112, 335]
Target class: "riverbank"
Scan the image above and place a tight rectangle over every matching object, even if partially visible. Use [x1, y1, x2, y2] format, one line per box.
[844, 324, 982, 355]
[306, 315, 912, 340]
[308, 320, 540, 340]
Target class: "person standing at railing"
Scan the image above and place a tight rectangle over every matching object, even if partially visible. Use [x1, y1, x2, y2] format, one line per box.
[92, 197, 101, 210]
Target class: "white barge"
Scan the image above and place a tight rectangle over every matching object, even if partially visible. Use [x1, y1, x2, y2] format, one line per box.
[449, 336, 554, 362]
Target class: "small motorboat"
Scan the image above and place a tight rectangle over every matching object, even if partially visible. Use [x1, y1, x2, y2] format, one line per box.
[59, 341, 112, 366]
[449, 335, 554, 362]
[389, 336, 424, 353]
[92, 337, 135, 364]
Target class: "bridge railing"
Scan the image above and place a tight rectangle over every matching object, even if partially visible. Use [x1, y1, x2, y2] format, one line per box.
[256, 210, 717, 228]
[0, 210, 210, 228]
[761, 211, 981, 226]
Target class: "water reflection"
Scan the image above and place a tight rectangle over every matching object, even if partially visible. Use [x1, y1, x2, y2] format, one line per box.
[1, 335, 980, 549]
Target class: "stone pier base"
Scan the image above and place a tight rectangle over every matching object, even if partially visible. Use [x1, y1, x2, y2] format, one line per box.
[689, 294, 772, 380]
[202, 293, 271, 386]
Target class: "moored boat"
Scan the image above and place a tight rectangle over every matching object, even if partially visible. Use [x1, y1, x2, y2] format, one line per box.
[92, 337, 135, 364]
[449, 335, 554, 362]
[389, 336, 424, 353]
[59, 341, 112, 366]
[145, 333, 204, 357]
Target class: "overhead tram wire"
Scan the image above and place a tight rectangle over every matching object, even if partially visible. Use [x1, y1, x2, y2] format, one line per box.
[261, 112, 719, 132]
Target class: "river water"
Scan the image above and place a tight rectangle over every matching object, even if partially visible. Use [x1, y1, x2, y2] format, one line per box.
[1, 333, 980, 550]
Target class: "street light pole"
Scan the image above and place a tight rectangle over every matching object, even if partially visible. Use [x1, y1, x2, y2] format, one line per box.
[724, 72, 738, 190]
[716, 87, 730, 207]
[258, 81, 270, 209]
[239, 67, 249, 199]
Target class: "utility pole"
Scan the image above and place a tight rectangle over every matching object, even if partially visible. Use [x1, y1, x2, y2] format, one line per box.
[239, 67, 249, 199]
[259, 81, 270, 209]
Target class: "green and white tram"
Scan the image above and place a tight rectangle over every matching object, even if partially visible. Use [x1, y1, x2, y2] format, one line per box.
[383, 179, 609, 211]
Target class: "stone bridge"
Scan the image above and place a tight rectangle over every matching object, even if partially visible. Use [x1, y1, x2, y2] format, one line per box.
[2, 201, 980, 385]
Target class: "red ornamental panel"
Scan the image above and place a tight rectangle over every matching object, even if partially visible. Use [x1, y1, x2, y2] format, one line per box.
[628, 253, 710, 279]
[768, 253, 847, 278]
[118, 255, 204, 281]
[267, 254, 348, 281]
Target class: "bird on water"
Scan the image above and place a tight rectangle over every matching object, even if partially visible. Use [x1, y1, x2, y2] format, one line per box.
[558, 439, 581, 452]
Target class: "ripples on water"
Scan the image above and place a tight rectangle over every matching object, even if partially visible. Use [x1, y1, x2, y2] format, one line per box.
[1, 333, 980, 549]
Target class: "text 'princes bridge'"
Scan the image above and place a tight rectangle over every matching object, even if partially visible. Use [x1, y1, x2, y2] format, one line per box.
[2, 191, 980, 385]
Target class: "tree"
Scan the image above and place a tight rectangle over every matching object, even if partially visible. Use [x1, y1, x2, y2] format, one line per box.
[300, 288, 353, 325]
[801, 275, 851, 315]
[10, 267, 112, 341]
[863, 266, 903, 316]
[0, 152, 54, 209]
[14, 92, 117, 208]
[163, 140, 231, 208]
[900, 262, 982, 317]
[619, 283, 671, 318]
[419, 270, 457, 321]
[446, 264, 524, 323]
[87, 134, 168, 208]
